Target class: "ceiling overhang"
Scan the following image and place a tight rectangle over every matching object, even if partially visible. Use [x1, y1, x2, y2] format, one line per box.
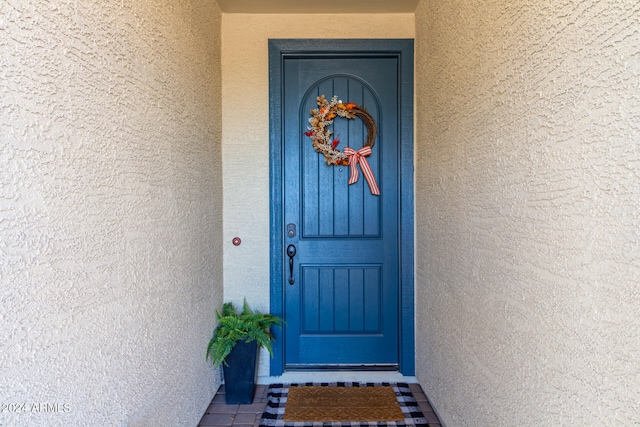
[216, 0, 419, 14]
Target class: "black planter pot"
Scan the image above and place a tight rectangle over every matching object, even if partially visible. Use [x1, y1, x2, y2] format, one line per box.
[222, 340, 258, 404]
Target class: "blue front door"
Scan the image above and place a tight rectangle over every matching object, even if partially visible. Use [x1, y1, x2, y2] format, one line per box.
[281, 54, 401, 369]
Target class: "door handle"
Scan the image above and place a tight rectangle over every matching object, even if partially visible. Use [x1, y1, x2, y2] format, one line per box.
[286, 244, 296, 285]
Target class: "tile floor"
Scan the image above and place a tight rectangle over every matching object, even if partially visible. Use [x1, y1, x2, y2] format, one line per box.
[197, 383, 442, 427]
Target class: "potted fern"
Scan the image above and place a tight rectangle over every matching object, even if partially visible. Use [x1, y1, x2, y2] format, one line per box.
[206, 300, 283, 404]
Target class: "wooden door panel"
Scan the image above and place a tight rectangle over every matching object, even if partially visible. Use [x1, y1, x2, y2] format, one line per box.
[283, 55, 400, 368]
[301, 265, 382, 333]
[301, 77, 382, 238]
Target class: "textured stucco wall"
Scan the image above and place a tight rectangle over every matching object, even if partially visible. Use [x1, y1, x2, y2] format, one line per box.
[0, 1, 223, 426]
[221, 13, 415, 379]
[415, 0, 640, 425]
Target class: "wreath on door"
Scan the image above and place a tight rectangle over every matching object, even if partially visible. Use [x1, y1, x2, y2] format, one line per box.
[304, 95, 380, 195]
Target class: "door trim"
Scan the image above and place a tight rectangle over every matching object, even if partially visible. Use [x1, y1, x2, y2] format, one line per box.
[268, 39, 414, 376]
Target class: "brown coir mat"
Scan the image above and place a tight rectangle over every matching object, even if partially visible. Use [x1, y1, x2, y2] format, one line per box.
[259, 383, 429, 427]
[284, 385, 403, 422]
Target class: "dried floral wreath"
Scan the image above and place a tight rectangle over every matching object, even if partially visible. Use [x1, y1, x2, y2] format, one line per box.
[304, 95, 380, 195]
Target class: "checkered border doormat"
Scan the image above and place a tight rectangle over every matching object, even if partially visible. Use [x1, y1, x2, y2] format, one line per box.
[259, 382, 428, 427]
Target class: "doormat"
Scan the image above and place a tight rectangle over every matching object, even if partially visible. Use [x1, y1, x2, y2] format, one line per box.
[285, 385, 403, 422]
[259, 383, 428, 427]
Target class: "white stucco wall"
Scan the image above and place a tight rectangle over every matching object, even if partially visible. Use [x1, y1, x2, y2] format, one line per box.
[221, 13, 415, 379]
[0, 1, 223, 426]
[415, 0, 640, 425]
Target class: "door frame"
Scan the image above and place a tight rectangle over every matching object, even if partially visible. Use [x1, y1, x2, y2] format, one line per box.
[268, 39, 414, 376]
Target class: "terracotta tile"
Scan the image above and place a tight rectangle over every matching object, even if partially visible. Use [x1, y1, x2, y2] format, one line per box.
[409, 383, 424, 393]
[419, 400, 435, 413]
[412, 391, 428, 402]
[208, 402, 239, 414]
[199, 412, 236, 426]
[213, 393, 227, 403]
[232, 413, 256, 425]
[237, 402, 268, 414]
[424, 411, 441, 423]
[253, 386, 269, 401]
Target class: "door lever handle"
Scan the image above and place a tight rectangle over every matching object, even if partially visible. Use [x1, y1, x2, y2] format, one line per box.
[286, 244, 297, 285]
